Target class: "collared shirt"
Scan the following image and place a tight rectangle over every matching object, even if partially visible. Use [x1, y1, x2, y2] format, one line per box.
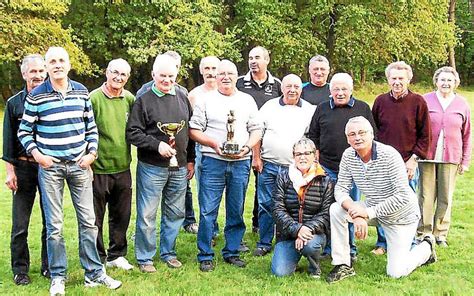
[329, 96, 355, 109]
[236, 71, 282, 109]
[278, 96, 303, 107]
[17, 78, 98, 161]
[101, 82, 125, 98]
[152, 83, 176, 97]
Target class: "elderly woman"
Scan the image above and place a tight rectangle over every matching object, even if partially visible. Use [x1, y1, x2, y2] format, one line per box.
[418, 66, 471, 247]
[271, 138, 334, 278]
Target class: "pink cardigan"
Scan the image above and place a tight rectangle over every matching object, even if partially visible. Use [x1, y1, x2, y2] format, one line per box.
[423, 91, 471, 167]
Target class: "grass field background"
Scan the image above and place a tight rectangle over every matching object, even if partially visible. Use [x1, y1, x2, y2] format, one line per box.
[0, 84, 473, 295]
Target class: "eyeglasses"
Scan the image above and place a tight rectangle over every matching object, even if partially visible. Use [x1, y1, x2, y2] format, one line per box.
[294, 151, 314, 157]
[108, 69, 129, 79]
[347, 130, 369, 138]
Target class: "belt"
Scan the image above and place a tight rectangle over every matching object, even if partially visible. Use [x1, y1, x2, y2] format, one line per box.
[17, 156, 37, 163]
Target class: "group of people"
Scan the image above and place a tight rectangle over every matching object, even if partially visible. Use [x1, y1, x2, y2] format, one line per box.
[3, 45, 471, 295]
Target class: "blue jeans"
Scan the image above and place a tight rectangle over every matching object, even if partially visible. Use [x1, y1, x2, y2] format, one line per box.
[257, 161, 288, 250]
[135, 161, 187, 264]
[376, 168, 419, 249]
[271, 234, 326, 276]
[38, 161, 103, 280]
[197, 156, 250, 262]
[183, 181, 196, 227]
[322, 166, 359, 256]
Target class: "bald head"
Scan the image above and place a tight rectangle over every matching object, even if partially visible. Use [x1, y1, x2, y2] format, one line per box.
[153, 54, 178, 93]
[281, 74, 302, 105]
[217, 60, 238, 96]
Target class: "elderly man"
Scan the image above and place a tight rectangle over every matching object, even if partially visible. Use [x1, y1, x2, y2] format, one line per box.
[18, 47, 121, 295]
[3, 54, 49, 285]
[308, 73, 376, 260]
[236, 46, 282, 238]
[90, 58, 135, 270]
[371, 61, 431, 255]
[127, 54, 195, 272]
[252, 74, 316, 256]
[302, 55, 331, 106]
[327, 116, 436, 283]
[190, 60, 262, 272]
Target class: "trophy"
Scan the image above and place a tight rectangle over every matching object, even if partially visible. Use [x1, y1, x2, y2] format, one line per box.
[157, 120, 185, 168]
[222, 110, 240, 155]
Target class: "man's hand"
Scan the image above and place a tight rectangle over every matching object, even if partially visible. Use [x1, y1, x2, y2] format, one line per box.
[158, 142, 177, 158]
[348, 203, 369, 219]
[295, 237, 305, 251]
[31, 149, 59, 169]
[78, 153, 96, 169]
[353, 217, 368, 240]
[5, 163, 17, 191]
[297, 225, 314, 242]
[209, 140, 223, 156]
[186, 162, 195, 180]
[458, 165, 468, 175]
[252, 155, 263, 173]
[225, 145, 251, 160]
[405, 155, 418, 180]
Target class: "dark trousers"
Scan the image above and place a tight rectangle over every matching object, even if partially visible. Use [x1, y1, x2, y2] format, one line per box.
[93, 170, 132, 262]
[11, 161, 48, 275]
[251, 169, 259, 228]
[183, 181, 196, 226]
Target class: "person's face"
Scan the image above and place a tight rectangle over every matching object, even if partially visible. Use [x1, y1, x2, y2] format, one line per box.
[46, 51, 71, 81]
[330, 81, 352, 106]
[217, 64, 238, 95]
[23, 59, 46, 91]
[346, 122, 373, 153]
[282, 77, 302, 104]
[153, 64, 177, 93]
[309, 61, 329, 86]
[388, 68, 410, 96]
[248, 48, 269, 75]
[436, 72, 456, 96]
[294, 144, 316, 173]
[106, 64, 130, 91]
[200, 59, 219, 84]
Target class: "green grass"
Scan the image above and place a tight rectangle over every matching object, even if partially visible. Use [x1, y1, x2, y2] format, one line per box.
[0, 85, 473, 295]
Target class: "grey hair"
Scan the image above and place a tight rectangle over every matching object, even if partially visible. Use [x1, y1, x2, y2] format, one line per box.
[308, 55, 330, 67]
[107, 58, 131, 74]
[433, 66, 460, 88]
[385, 61, 413, 81]
[153, 54, 178, 75]
[199, 56, 220, 72]
[20, 54, 44, 74]
[250, 46, 270, 61]
[345, 116, 374, 135]
[164, 50, 181, 66]
[44, 47, 69, 63]
[330, 73, 353, 90]
[292, 137, 316, 155]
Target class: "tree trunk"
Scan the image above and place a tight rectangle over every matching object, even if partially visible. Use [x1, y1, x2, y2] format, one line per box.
[326, 7, 338, 66]
[448, 0, 456, 68]
[360, 68, 366, 85]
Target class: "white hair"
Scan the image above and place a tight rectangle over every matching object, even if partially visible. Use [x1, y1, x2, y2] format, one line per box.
[20, 54, 44, 74]
[44, 47, 69, 63]
[107, 58, 131, 74]
[330, 73, 353, 90]
[345, 116, 374, 135]
[153, 54, 178, 75]
[385, 61, 413, 81]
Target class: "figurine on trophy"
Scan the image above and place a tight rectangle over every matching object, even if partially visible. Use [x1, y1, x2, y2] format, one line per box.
[221, 110, 241, 156]
[157, 120, 186, 168]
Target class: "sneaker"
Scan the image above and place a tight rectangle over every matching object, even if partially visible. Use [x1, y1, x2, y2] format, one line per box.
[84, 274, 122, 290]
[50, 278, 65, 296]
[238, 242, 250, 253]
[139, 264, 157, 273]
[327, 264, 355, 283]
[184, 223, 199, 234]
[106, 257, 134, 270]
[199, 260, 215, 272]
[422, 234, 437, 266]
[253, 247, 271, 257]
[13, 274, 31, 285]
[309, 263, 322, 279]
[224, 256, 246, 268]
[436, 240, 448, 248]
[370, 247, 386, 256]
[166, 258, 182, 269]
[41, 269, 51, 279]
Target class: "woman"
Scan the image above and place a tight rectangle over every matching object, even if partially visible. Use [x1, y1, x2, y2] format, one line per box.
[418, 66, 471, 247]
[271, 138, 335, 278]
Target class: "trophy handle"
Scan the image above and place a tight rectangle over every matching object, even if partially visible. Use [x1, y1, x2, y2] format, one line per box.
[176, 120, 185, 134]
[157, 122, 163, 132]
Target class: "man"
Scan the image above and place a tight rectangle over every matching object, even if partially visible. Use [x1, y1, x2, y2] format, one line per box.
[327, 116, 436, 283]
[90, 58, 135, 270]
[126, 54, 195, 272]
[371, 61, 431, 255]
[18, 47, 121, 295]
[3, 54, 49, 285]
[308, 73, 376, 260]
[236, 46, 282, 237]
[190, 60, 263, 272]
[301, 55, 331, 106]
[252, 74, 316, 256]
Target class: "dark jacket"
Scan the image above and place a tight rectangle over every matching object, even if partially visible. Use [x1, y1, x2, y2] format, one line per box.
[273, 169, 335, 242]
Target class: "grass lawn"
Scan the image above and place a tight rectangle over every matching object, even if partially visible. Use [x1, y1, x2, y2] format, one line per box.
[0, 84, 473, 295]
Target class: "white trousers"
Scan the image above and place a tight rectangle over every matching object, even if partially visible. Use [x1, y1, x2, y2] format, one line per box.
[330, 202, 431, 278]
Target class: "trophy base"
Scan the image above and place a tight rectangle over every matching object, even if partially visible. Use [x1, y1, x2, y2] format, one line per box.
[222, 142, 240, 155]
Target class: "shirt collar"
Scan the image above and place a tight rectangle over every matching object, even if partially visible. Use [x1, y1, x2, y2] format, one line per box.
[44, 78, 73, 93]
[389, 89, 409, 100]
[329, 96, 355, 109]
[354, 141, 378, 160]
[279, 96, 302, 107]
[101, 82, 125, 98]
[152, 83, 176, 97]
[243, 70, 276, 84]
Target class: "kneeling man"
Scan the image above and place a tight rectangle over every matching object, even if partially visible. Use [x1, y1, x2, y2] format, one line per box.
[327, 116, 436, 283]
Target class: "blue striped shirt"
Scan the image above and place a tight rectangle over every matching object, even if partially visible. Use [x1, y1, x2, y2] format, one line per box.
[18, 78, 98, 161]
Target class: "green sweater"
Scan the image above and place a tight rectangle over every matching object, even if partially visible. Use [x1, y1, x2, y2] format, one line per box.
[90, 87, 135, 174]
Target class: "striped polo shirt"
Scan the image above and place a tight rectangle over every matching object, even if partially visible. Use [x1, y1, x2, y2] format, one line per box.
[335, 141, 420, 225]
[18, 78, 98, 161]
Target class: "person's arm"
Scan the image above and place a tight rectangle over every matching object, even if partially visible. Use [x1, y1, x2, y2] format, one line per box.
[412, 98, 431, 160]
[126, 98, 162, 152]
[303, 178, 335, 234]
[307, 107, 320, 152]
[334, 152, 355, 209]
[459, 103, 471, 174]
[78, 95, 98, 168]
[272, 172, 301, 239]
[252, 140, 263, 173]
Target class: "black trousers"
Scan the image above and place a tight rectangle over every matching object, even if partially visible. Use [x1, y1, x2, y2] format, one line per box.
[11, 160, 48, 275]
[183, 180, 197, 226]
[252, 169, 259, 228]
[93, 170, 132, 262]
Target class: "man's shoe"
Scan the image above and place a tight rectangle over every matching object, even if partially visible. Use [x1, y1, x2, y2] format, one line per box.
[436, 240, 448, 248]
[309, 263, 322, 279]
[199, 260, 215, 272]
[224, 256, 246, 268]
[106, 257, 134, 270]
[370, 247, 386, 256]
[41, 269, 51, 279]
[13, 274, 31, 285]
[422, 234, 437, 266]
[327, 264, 355, 283]
[139, 264, 157, 273]
[166, 258, 182, 269]
[84, 274, 122, 290]
[50, 278, 65, 296]
[184, 223, 199, 234]
[253, 247, 271, 257]
[239, 242, 250, 253]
